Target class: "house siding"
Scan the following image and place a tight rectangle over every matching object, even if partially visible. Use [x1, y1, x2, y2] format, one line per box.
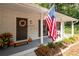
[0, 8, 41, 41]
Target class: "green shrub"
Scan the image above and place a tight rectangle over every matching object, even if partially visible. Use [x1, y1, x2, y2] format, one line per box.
[47, 42, 56, 48]
[55, 41, 64, 47]
[63, 37, 75, 44]
[35, 44, 56, 56]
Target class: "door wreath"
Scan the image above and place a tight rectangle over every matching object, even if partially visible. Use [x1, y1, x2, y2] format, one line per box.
[19, 20, 26, 27]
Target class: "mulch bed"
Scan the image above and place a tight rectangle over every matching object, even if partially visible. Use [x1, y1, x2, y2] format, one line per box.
[34, 45, 63, 56]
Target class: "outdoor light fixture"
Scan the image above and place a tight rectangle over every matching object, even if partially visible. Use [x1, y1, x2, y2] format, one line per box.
[30, 20, 32, 24]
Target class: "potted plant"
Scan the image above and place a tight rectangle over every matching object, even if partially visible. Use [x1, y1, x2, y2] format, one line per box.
[0, 32, 13, 48]
[9, 39, 14, 46]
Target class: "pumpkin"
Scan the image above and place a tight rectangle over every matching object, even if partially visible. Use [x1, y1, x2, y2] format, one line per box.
[28, 38, 32, 42]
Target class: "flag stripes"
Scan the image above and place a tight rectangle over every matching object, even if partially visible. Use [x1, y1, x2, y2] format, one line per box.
[44, 7, 57, 41]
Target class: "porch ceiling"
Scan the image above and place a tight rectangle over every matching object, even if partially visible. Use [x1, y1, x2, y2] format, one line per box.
[56, 12, 78, 22]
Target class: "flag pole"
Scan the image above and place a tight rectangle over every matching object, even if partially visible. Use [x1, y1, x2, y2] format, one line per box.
[48, 3, 56, 42]
[48, 3, 55, 13]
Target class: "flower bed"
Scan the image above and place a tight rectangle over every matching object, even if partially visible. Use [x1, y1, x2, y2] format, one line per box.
[34, 42, 62, 56]
[34, 35, 79, 56]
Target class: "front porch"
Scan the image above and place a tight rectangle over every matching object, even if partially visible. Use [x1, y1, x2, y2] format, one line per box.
[0, 36, 52, 56]
[0, 33, 72, 56]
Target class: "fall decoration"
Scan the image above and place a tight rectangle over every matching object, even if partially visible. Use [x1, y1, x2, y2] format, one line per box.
[28, 37, 32, 42]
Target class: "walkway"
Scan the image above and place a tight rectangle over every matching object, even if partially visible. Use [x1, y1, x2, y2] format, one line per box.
[0, 36, 52, 56]
[63, 42, 79, 56]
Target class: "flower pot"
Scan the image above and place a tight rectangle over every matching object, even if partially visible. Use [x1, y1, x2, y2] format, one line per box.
[0, 43, 2, 47]
[9, 42, 14, 46]
[28, 38, 32, 42]
[2, 44, 8, 48]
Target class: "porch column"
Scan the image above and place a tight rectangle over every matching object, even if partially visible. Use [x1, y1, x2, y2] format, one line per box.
[71, 21, 74, 36]
[40, 13, 43, 44]
[60, 22, 64, 39]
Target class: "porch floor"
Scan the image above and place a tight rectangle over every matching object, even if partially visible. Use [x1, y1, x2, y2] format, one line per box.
[0, 36, 52, 56]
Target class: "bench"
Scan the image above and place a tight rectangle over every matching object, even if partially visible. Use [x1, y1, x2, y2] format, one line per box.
[14, 39, 29, 47]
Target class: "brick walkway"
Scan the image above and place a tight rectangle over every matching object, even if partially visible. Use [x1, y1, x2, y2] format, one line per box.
[63, 42, 79, 56]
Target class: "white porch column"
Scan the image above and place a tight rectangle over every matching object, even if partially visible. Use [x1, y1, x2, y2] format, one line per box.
[40, 13, 43, 44]
[60, 22, 64, 39]
[71, 21, 74, 36]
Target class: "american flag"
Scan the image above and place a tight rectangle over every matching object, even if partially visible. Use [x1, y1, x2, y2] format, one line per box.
[44, 7, 57, 41]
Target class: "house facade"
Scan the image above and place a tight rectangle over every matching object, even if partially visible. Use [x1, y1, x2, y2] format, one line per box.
[0, 3, 48, 42]
[0, 3, 77, 43]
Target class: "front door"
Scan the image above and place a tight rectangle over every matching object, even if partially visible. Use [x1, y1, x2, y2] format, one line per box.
[16, 18, 28, 41]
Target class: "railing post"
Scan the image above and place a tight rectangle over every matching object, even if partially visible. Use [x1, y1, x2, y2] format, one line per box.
[71, 21, 74, 37]
[40, 13, 43, 44]
[60, 22, 64, 39]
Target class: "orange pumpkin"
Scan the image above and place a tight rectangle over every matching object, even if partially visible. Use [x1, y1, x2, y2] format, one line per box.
[28, 38, 32, 42]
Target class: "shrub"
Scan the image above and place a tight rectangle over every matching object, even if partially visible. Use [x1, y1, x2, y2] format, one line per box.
[2, 32, 13, 39]
[47, 42, 56, 48]
[63, 37, 75, 45]
[46, 42, 62, 55]
[55, 41, 64, 47]
[34, 44, 55, 56]
[34, 44, 62, 56]
[35, 45, 61, 56]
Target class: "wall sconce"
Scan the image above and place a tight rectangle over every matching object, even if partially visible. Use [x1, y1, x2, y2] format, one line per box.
[30, 20, 32, 24]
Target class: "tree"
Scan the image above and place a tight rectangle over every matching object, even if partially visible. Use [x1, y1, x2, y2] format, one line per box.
[38, 3, 79, 19]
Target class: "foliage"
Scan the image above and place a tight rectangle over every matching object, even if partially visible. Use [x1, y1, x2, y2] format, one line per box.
[0, 32, 13, 48]
[55, 41, 66, 48]
[56, 3, 79, 19]
[35, 44, 62, 56]
[34, 44, 55, 56]
[74, 25, 79, 34]
[63, 37, 76, 45]
[39, 3, 79, 34]
[65, 22, 79, 34]
[38, 3, 51, 9]
[35, 35, 79, 56]
[47, 42, 56, 48]
[39, 3, 79, 19]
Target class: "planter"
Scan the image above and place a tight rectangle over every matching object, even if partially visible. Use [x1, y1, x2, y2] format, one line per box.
[9, 41, 14, 46]
[0, 43, 2, 47]
[2, 44, 8, 49]
[0, 32, 14, 48]
[28, 38, 32, 42]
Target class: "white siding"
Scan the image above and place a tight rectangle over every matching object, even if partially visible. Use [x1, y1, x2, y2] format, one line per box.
[0, 8, 40, 41]
[0, 8, 3, 33]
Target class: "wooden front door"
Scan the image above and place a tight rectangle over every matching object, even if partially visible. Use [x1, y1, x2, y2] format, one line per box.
[16, 18, 28, 41]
